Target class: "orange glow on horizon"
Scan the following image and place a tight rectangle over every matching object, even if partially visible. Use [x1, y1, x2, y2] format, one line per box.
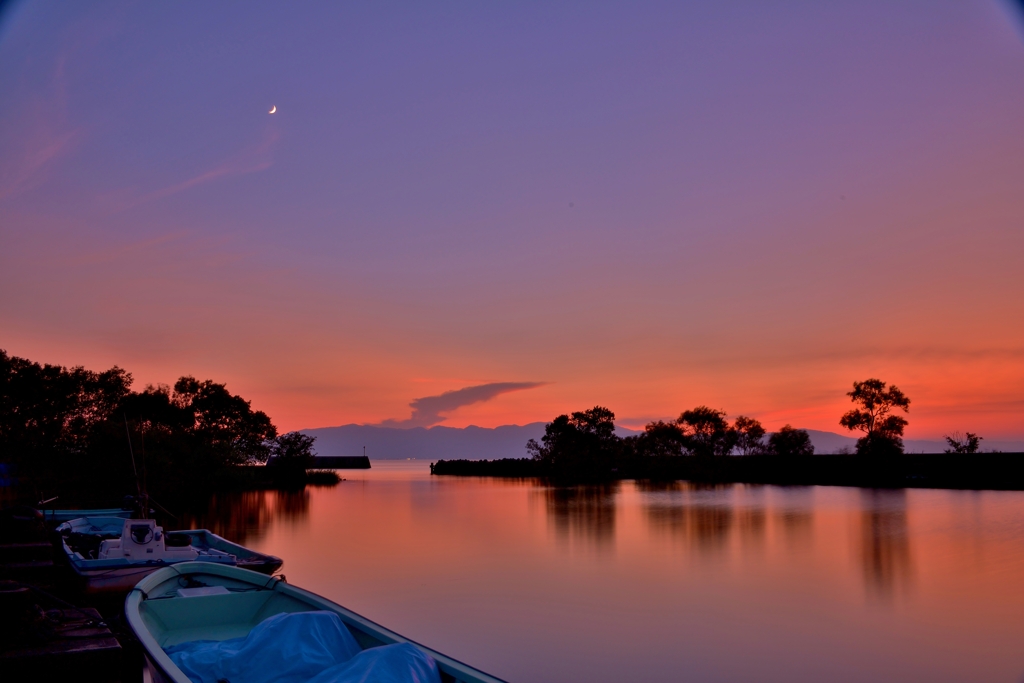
[1, 3, 1022, 442]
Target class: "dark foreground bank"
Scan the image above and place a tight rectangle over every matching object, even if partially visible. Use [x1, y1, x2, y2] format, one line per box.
[431, 453, 1024, 490]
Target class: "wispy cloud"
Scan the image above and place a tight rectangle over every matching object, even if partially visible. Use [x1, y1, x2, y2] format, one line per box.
[381, 382, 547, 428]
[107, 127, 280, 211]
[0, 54, 81, 201]
[0, 129, 79, 201]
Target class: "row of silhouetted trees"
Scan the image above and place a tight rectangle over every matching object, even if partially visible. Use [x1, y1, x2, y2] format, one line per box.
[0, 350, 315, 504]
[526, 378, 942, 480]
[527, 407, 814, 480]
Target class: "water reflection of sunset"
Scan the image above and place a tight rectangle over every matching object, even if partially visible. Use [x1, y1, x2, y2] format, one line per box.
[192, 463, 1024, 682]
[535, 484, 619, 552]
[181, 488, 312, 546]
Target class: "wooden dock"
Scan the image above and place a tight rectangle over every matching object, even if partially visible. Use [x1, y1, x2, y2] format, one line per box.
[0, 605, 122, 680]
[0, 541, 56, 580]
[1, 537, 128, 681]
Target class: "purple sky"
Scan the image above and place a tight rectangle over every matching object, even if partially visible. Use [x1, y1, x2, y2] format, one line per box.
[2, 2, 1023, 436]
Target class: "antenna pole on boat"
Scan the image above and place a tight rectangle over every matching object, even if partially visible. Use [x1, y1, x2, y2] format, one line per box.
[124, 415, 144, 515]
[140, 423, 150, 520]
[147, 494, 176, 520]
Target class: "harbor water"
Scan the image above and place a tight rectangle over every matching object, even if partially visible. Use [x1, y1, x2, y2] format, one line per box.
[185, 461, 1024, 683]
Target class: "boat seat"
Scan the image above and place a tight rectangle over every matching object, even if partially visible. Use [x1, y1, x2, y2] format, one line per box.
[141, 590, 313, 647]
[164, 533, 192, 548]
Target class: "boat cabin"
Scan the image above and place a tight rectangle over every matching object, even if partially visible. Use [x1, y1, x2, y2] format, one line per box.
[98, 519, 200, 562]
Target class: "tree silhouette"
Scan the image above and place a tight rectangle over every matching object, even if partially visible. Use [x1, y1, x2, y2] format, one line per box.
[633, 420, 687, 457]
[527, 406, 620, 480]
[0, 349, 133, 464]
[270, 431, 317, 464]
[0, 349, 283, 502]
[839, 379, 910, 457]
[733, 416, 767, 455]
[768, 425, 814, 456]
[944, 431, 982, 454]
[267, 431, 318, 483]
[171, 376, 277, 465]
[677, 406, 736, 457]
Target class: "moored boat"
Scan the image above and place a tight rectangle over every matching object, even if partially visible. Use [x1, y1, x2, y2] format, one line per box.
[126, 561, 507, 683]
[54, 517, 282, 593]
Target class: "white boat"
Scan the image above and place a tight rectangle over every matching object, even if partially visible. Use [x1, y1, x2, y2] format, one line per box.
[126, 561, 507, 683]
[54, 517, 283, 593]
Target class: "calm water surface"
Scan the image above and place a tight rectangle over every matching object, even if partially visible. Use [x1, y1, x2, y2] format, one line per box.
[186, 461, 1024, 682]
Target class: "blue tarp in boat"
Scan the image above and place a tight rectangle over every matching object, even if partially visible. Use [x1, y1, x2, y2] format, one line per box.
[164, 611, 441, 683]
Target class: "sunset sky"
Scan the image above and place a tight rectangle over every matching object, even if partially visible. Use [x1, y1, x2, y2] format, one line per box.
[2, 2, 1023, 438]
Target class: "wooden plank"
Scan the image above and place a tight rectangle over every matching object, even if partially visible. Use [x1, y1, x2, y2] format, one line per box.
[0, 607, 122, 680]
[0, 541, 53, 561]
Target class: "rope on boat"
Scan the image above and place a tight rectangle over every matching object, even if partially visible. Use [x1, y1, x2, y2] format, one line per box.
[128, 585, 149, 600]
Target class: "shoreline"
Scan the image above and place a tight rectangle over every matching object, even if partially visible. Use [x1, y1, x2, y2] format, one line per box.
[430, 453, 1024, 491]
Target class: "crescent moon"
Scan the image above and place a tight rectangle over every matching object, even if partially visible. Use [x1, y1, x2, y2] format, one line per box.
[269, 105, 277, 114]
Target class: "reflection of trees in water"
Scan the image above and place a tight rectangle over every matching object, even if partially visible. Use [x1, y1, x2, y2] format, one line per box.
[275, 489, 311, 521]
[635, 481, 730, 494]
[543, 484, 619, 550]
[736, 505, 766, 543]
[736, 485, 767, 544]
[859, 489, 913, 598]
[775, 508, 813, 547]
[642, 483, 770, 553]
[179, 489, 310, 546]
[647, 502, 735, 551]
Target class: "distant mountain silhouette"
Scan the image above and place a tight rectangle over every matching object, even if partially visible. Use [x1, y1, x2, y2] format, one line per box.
[802, 430, 1024, 454]
[302, 423, 638, 460]
[301, 424, 1024, 460]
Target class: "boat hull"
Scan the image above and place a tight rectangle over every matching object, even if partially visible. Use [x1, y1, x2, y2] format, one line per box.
[142, 652, 172, 683]
[55, 518, 282, 594]
[126, 562, 507, 683]
[73, 564, 176, 594]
